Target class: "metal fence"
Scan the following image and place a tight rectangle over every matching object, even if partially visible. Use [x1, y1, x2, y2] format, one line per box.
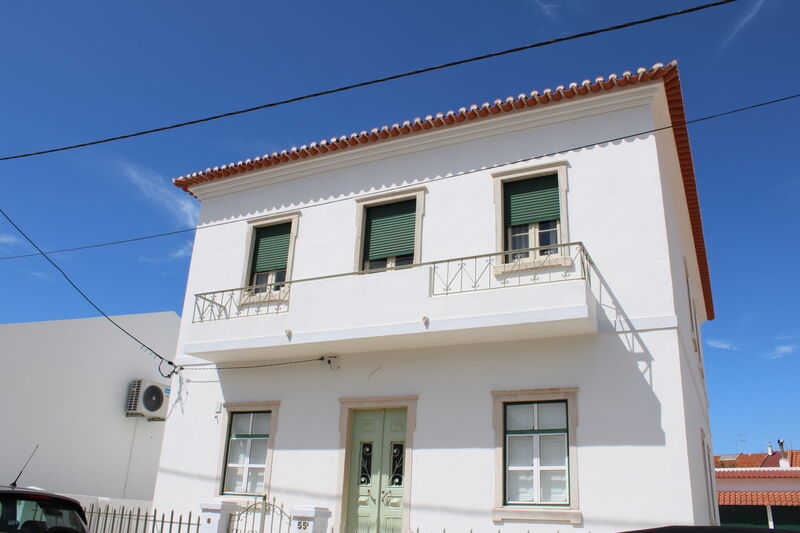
[430, 242, 589, 295]
[228, 497, 292, 533]
[84, 505, 200, 533]
[193, 242, 593, 322]
[193, 282, 291, 322]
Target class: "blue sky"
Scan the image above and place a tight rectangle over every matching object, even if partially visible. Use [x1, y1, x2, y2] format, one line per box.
[0, 0, 797, 454]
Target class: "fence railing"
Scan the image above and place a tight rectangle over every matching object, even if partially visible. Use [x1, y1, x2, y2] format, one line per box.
[84, 505, 200, 533]
[193, 283, 291, 322]
[228, 497, 292, 533]
[193, 242, 592, 322]
[430, 242, 588, 295]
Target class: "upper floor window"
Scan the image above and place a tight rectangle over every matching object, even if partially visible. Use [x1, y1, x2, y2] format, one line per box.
[250, 223, 291, 293]
[503, 174, 561, 260]
[362, 199, 417, 270]
[223, 411, 272, 495]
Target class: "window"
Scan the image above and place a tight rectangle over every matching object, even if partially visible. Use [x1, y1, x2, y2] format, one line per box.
[362, 199, 417, 270]
[503, 174, 561, 260]
[504, 401, 569, 505]
[222, 411, 271, 495]
[250, 223, 291, 294]
[492, 388, 580, 523]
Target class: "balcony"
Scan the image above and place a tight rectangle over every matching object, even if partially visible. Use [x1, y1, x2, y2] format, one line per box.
[182, 243, 598, 363]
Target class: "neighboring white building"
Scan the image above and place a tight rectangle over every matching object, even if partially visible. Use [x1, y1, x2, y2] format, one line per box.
[0, 312, 180, 505]
[154, 61, 716, 532]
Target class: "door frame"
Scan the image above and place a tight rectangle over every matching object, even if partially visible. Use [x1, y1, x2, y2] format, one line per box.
[336, 395, 418, 533]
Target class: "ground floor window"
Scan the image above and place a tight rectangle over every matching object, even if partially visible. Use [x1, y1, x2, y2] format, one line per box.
[504, 400, 569, 505]
[222, 411, 271, 495]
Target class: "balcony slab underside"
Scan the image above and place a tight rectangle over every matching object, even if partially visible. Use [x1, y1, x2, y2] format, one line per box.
[181, 275, 597, 364]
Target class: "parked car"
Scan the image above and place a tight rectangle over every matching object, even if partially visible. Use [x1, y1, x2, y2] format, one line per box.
[0, 487, 88, 533]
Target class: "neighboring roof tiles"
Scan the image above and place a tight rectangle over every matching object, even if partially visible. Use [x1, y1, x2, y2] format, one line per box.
[718, 491, 800, 506]
[716, 469, 800, 479]
[792, 451, 800, 468]
[172, 60, 714, 319]
[716, 453, 770, 468]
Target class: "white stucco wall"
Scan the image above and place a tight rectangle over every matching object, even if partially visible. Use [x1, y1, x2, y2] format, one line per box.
[154, 80, 715, 530]
[716, 476, 800, 492]
[0, 312, 180, 501]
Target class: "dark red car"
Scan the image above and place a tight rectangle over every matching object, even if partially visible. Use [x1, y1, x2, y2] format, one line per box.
[0, 487, 88, 533]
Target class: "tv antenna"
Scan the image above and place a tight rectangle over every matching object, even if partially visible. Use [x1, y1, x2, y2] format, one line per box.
[9, 444, 39, 488]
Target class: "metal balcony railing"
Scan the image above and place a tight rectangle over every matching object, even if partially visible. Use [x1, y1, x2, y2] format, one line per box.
[430, 242, 589, 295]
[193, 242, 591, 323]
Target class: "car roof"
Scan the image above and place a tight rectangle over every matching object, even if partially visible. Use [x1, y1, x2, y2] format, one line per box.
[0, 486, 83, 507]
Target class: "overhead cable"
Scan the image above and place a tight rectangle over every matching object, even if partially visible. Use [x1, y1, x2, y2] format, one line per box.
[0, 0, 739, 162]
[0, 206, 181, 378]
[1, 88, 797, 262]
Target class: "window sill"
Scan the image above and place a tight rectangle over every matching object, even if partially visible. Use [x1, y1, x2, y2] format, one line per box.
[493, 255, 572, 276]
[492, 506, 582, 524]
[239, 290, 287, 306]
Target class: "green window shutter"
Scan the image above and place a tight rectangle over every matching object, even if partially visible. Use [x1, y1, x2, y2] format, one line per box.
[364, 200, 416, 261]
[504, 174, 560, 226]
[252, 223, 291, 273]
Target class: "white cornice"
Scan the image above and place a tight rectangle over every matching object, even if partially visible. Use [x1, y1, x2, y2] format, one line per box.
[190, 83, 663, 200]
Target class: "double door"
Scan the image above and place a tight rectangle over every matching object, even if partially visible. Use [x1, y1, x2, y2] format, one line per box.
[346, 408, 407, 533]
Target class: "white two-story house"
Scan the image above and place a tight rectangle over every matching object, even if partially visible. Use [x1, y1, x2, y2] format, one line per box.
[153, 60, 717, 533]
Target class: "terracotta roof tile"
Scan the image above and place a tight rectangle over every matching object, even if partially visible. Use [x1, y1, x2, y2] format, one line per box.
[172, 60, 714, 320]
[716, 469, 800, 479]
[718, 491, 800, 506]
[716, 453, 769, 468]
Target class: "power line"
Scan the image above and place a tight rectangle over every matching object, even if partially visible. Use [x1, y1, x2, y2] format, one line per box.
[0, 206, 180, 378]
[0, 0, 739, 162]
[1, 88, 798, 263]
[184, 356, 327, 372]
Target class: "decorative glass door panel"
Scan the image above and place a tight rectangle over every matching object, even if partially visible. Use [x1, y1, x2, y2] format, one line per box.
[346, 408, 407, 533]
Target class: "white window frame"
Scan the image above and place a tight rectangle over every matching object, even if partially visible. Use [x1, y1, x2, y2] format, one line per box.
[492, 162, 570, 268]
[504, 403, 569, 505]
[218, 402, 280, 500]
[505, 219, 562, 261]
[492, 388, 581, 524]
[353, 187, 426, 272]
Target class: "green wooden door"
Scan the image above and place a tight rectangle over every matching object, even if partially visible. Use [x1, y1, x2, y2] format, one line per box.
[346, 408, 407, 533]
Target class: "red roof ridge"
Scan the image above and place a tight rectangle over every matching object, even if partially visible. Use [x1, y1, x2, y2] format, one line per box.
[173, 61, 674, 189]
[172, 59, 714, 320]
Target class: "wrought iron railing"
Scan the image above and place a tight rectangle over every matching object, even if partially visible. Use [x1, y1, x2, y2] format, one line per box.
[84, 504, 200, 533]
[193, 242, 591, 322]
[228, 497, 292, 533]
[194, 283, 291, 322]
[430, 242, 589, 295]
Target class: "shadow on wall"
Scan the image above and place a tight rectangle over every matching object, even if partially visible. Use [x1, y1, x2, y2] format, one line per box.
[174, 275, 665, 451]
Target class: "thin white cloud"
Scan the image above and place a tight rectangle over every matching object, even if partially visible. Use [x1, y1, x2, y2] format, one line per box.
[722, 0, 766, 48]
[119, 162, 199, 228]
[27, 270, 54, 283]
[706, 339, 739, 351]
[762, 345, 797, 360]
[0, 233, 21, 246]
[139, 240, 193, 263]
[533, 0, 559, 19]
[775, 334, 796, 340]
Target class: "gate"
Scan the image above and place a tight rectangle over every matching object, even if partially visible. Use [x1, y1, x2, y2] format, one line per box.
[228, 497, 292, 533]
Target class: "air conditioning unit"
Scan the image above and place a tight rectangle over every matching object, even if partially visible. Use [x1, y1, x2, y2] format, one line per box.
[126, 379, 170, 421]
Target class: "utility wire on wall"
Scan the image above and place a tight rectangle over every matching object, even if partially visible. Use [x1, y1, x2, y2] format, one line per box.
[0, 0, 739, 162]
[1, 89, 798, 263]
